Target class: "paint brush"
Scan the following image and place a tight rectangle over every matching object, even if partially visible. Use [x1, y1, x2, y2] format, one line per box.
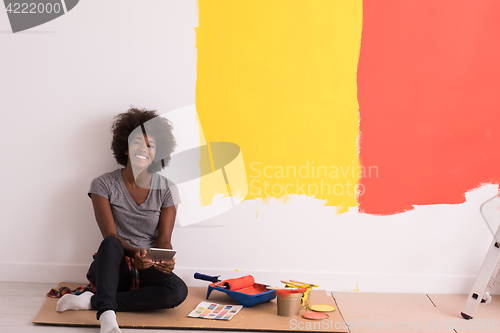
[266, 286, 302, 291]
[266, 286, 307, 293]
[281, 280, 307, 288]
[290, 280, 319, 287]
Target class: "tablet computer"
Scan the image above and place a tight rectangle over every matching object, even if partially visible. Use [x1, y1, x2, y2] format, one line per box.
[145, 248, 176, 262]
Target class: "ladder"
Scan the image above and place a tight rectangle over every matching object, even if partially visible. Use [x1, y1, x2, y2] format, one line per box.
[461, 194, 500, 320]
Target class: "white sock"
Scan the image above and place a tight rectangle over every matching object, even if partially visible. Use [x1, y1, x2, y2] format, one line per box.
[56, 291, 93, 312]
[99, 310, 122, 333]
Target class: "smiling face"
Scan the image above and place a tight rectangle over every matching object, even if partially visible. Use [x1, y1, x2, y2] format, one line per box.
[127, 131, 156, 170]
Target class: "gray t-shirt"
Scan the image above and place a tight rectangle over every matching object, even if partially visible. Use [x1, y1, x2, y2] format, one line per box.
[88, 169, 180, 250]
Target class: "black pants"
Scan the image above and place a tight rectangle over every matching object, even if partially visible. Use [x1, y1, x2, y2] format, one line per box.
[88, 236, 188, 319]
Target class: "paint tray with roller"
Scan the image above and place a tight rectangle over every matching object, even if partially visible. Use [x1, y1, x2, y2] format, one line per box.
[194, 273, 276, 307]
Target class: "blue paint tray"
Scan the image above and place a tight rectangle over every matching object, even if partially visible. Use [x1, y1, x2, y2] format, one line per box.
[206, 282, 276, 307]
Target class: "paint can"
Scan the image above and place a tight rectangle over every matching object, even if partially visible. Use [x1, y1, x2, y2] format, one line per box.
[276, 290, 303, 316]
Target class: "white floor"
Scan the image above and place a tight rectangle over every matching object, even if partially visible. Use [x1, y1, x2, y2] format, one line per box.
[0, 282, 223, 333]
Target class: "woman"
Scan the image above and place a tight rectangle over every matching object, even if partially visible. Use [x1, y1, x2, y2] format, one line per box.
[56, 108, 188, 333]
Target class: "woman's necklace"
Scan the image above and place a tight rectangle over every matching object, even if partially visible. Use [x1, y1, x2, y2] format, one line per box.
[130, 186, 142, 196]
[127, 179, 152, 197]
[124, 178, 143, 196]
[122, 169, 150, 196]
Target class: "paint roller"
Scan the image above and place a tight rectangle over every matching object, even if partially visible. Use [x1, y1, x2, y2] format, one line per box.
[222, 275, 255, 291]
[194, 273, 264, 294]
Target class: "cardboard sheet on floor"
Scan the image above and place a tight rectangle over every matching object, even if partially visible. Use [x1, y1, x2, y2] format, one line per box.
[333, 292, 455, 333]
[428, 294, 500, 333]
[34, 283, 346, 332]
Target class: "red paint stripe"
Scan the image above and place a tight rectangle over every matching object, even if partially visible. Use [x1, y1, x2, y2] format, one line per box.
[358, 0, 500, 214]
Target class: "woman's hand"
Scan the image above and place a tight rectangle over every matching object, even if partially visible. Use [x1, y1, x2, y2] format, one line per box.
[134, 249, 154, 270]
[154, 258, 175, 274]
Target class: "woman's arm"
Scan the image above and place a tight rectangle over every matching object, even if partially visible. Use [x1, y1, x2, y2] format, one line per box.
[90, 194, 153, 268]
[156, 205, 177, 249]
[153, 205, 177, 274]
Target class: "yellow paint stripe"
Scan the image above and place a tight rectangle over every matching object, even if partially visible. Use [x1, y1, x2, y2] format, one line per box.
[196, 0, 362, 212]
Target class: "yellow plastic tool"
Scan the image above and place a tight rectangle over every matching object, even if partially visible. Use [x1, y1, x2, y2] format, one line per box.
[309, 304, 336, 312]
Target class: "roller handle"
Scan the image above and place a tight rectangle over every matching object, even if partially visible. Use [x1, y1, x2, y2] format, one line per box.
[194, 272, 220, 283]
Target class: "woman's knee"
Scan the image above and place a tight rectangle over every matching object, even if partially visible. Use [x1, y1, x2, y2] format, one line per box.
[160, 277, 188, 308]
[174, 279, 188, 306]
[98, 235, 124, 255]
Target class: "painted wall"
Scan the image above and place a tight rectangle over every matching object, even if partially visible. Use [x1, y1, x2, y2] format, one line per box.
[358, 0, 500, 215]
[0, 0, 498, 294]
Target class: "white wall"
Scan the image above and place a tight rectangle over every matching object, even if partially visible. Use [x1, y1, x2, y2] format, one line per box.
[0, 0, 496, 294]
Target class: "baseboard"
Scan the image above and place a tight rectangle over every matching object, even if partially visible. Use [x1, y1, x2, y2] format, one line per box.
[0, 262, 90, 284]
[181, 268, 478, 294]
[0, 262, 478, 294]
